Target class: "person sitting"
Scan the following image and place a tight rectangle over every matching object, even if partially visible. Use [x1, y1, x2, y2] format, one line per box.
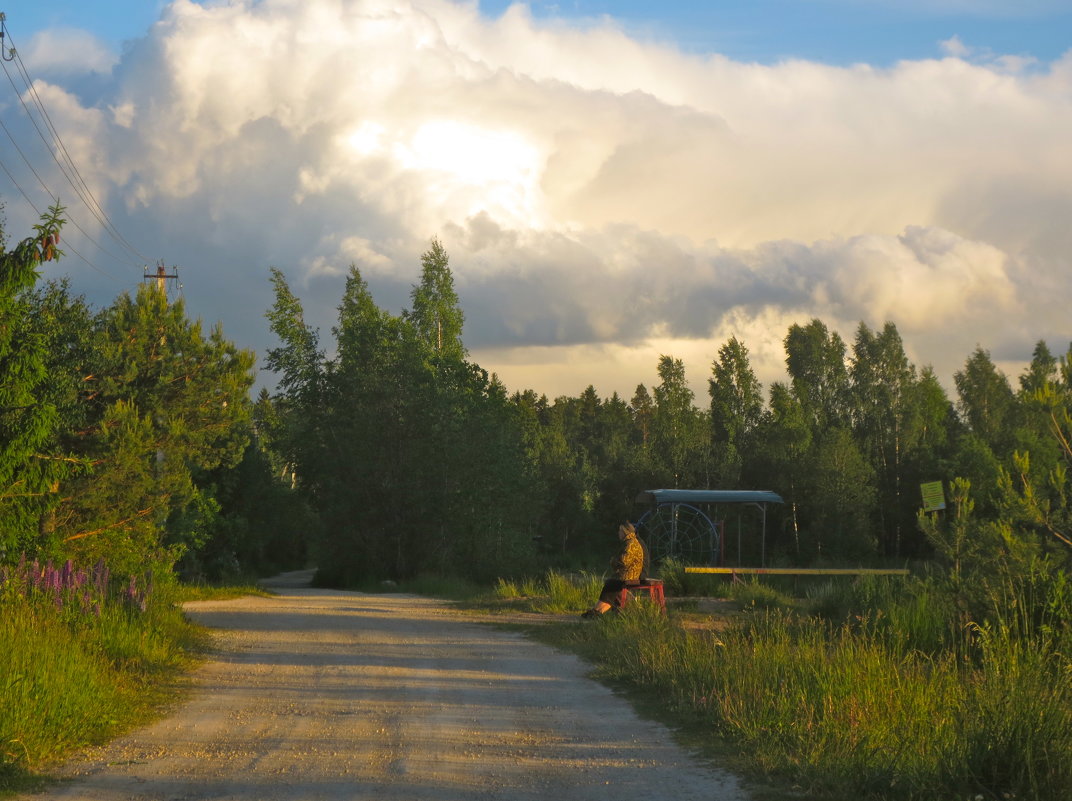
[582, 521, 645, 618]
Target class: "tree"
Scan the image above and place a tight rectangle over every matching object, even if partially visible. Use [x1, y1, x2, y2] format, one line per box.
[849, 322, 915, 556]
[0, 205, 67, 560]
[995, 355, 1072, 561]
[1020, 340, 1057, 396]
[784, 319, 850, 430]
[709, 336, 763, 487]
[629, 384, 654, 447]
[954, 346, 1015, 455]
[407, 238, 465, 361]
[266, 248, 536, 583]
[54, 285, 255, 574]
[753, 382, 811, 558]
[264, 267, 323, 404]
[652, 355, 709, 488]
[800, 427, 877, 560]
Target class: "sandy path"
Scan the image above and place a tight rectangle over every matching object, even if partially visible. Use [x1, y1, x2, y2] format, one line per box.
[21, 570, 750, 801]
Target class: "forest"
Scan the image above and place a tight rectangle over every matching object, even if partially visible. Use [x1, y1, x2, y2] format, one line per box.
[1, 208, 1071, 586]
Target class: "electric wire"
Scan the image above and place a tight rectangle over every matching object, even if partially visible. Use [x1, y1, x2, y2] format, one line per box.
[0, 151, 119, 280]
[0, 151, 40, 215]
[0, 16, 141, 282]
[10, 51, 149, 264]
[0, 113, 127, 270]
[0, 57, 136, 264]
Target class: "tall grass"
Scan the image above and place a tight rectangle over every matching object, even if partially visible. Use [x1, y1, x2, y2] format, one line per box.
[571, 571, 1072, 800]
[493, 569, 604, 613]
[0, 558, 203, 790]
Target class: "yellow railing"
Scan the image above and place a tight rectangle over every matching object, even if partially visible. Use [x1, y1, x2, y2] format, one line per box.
[684, 567, 910, 576]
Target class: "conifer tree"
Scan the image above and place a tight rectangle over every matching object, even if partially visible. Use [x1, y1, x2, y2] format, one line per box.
[56, 285, 255, 573]
[849, 322, 916, 555]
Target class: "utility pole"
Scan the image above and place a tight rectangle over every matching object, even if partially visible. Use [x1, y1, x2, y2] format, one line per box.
[144, 261, 180, 299]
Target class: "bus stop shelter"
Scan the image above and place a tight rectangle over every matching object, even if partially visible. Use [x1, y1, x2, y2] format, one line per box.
[635, 489, 784, 567]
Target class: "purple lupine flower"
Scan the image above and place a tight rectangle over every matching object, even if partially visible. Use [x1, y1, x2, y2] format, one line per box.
[47, 562, 61, 593]
[93, 558, 109, 597]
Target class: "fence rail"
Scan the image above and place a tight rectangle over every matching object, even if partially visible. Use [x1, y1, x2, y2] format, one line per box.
[683, 567, 910, 576]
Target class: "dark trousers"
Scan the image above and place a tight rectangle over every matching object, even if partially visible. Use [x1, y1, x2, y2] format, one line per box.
[598, 579, 629, 607]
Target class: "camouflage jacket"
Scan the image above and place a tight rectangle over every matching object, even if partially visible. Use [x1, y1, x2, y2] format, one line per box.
[611, 532, 645, 582]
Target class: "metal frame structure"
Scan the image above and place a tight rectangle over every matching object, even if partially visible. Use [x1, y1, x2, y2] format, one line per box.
[635, 489, 784, 567]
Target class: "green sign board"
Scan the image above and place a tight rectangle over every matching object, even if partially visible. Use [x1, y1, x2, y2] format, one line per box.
[920, 481, 946, 512]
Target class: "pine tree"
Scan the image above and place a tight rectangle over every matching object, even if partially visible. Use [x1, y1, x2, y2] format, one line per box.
[55, 284, 255, 574]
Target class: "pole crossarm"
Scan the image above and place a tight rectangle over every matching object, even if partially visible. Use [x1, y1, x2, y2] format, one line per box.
[684, 567, 910, 576]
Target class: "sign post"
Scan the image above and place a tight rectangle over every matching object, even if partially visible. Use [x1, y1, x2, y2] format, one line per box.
[920, 481, 946, 512]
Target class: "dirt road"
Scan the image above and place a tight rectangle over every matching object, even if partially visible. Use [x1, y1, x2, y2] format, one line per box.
[23, 571, 750, 800]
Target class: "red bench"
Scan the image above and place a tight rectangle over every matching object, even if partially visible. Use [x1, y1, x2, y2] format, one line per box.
[616, 579, 666, 614]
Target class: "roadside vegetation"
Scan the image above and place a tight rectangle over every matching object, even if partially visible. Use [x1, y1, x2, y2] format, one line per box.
[0, 559, 207, 793]
[473, 565, 1072, 801]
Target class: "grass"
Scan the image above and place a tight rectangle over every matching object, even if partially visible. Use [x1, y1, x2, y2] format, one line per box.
[491, 569, 605, 613]
[473, 567, 1072, 801]
[175, 582, 275, 602]
[0, 560, 267, 794]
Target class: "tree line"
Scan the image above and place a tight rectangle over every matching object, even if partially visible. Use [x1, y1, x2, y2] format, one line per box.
[265, 238, 1072, 582]
[2, 211, 1069, 583]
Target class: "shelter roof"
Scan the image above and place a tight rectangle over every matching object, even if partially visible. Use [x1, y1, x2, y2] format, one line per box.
[635, 489, 784, 505]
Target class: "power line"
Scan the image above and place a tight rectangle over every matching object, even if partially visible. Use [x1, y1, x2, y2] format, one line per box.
[0, 113, 128, 270]
[0, 12, 152, 280]
[0, 56, 140, 265]
[0, 151, 119, 279]
[10, 50, 149, 264]
[0, 151, 39, 214]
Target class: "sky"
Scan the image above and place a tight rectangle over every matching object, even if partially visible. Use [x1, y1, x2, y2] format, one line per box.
[1, 0, 1070, 402]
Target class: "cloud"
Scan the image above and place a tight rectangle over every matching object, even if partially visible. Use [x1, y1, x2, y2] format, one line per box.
[14, 0, 1072, 400]
[19, 28, 118, 75]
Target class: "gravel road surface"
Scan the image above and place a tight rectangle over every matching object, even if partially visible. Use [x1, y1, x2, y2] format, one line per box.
[21, 570, 750, 801]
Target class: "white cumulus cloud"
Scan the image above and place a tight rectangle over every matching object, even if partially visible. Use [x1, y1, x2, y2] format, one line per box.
[11, 0, 1072, 399]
